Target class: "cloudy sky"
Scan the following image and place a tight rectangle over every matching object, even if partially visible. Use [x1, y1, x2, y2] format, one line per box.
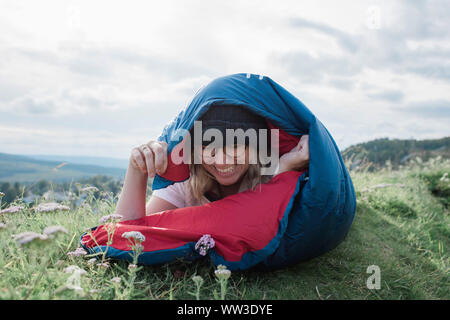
[0, 0, 449, 159]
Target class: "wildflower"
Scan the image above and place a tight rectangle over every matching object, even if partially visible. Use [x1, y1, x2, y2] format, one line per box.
[0, 223, 7, 230]
[0, 205, 24, 215]
[99, 214, 123, 224]
[96, 262, 110, 269]
[64, 266, 86, 294]
[89, 289, 99, 294]
[191, 275, 204, 300]
[35, 202, 70, 213]
[12, 231, 49, 246]
[214, 265, 231, 300]
[67, 247, 87, 257]
[195, 234, 215, 256]
[80, 186, 99, 193]
[87, 258, 97, 265]
[128, 264, 138, 270]
[64, 265, 87, 275]
[0, 191, 4, 197]
[121, 231, 146, 243]
[192, 275, 204, 286]
[111, 277, 121, 284]
[43, 225, 68, 238]
[214, 265, 231, 280]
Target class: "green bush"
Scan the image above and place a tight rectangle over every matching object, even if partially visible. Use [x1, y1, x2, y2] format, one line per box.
[419, 171, 450, 208]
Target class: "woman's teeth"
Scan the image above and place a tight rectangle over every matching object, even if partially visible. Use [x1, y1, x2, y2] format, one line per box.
[215, 166, 236, 174]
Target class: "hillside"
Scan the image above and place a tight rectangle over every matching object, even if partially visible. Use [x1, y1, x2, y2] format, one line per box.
[28, 154, 128, 169]
[0, 154, 448, 299]
[342, 137, 450, 171]
[0, 152, 126, 183]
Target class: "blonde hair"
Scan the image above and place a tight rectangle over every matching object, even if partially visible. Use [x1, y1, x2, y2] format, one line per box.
[188, 155, 268, 205]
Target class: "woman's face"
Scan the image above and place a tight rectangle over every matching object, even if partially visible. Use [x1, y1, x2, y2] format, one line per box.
[200, 144, 251, 186]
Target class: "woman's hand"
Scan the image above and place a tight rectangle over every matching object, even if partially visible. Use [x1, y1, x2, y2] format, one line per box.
[130, 141, 168, 177]
[277, 135, 309, 174]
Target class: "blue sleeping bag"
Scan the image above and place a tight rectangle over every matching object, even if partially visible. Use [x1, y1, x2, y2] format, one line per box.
[82, 73, 356, 271]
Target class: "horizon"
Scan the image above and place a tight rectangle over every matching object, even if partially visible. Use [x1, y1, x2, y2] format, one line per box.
[1, 1, 449, 159]
[2, 134, 449, 164]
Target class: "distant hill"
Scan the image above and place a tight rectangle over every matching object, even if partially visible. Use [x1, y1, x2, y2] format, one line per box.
[29, 154, 129, 169]
[0, 152, 126, 183]
[342, 137, 450, 171]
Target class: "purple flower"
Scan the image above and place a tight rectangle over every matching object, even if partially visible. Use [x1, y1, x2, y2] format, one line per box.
[43, 225, 68, 237]
[67, 247, 88, 257]
[12, 231, 49, 246]
[35, 203, 70, 213]
[195, 234, 215, 256]
[0, 205, 24, 215]
[99, 214, 123, 224]
[96, 262, 110, 269]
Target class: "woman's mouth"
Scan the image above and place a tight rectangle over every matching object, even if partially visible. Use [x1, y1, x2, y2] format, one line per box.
[214, 165, 237, 177]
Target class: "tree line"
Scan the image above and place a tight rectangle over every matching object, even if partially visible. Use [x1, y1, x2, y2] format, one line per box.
[341, 137, 450, 171]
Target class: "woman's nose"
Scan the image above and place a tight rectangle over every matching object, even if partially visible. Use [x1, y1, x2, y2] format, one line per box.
[212, 149, 233, 165]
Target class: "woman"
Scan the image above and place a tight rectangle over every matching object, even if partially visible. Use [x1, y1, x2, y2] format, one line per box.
[114, 105, 310, 221]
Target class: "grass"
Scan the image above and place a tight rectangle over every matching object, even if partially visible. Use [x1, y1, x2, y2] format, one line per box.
[0, 157, 448, 300]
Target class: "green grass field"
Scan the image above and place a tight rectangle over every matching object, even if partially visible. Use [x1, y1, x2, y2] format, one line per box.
[0, 157, 448, 300]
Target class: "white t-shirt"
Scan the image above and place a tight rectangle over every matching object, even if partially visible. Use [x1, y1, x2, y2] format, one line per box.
[152, 179, 256, 208]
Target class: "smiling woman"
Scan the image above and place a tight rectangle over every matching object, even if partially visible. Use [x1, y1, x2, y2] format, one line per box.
[120, 103, 309, 213]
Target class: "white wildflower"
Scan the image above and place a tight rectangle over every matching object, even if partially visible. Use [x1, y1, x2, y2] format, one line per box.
[214, 264, 231, 280]
[121, 231, 146, 243]
[192, 275, 204, 286]
[0, 205, 24, 215]
[67, 247, 87, 257]
[96, 262, 110, 269]
[35, 202, 70, 213]
[87, 258, 97, 265]
[128, 264, 138, 270]
[111, 277, 121, 284]
[99, 214, 123, 224]
[80, 186, 99, 193]
[0, 223, 7, 230]
[12, 231, 49, 246]
[43, 225, 68, 237]
[64, 265, 87, 275]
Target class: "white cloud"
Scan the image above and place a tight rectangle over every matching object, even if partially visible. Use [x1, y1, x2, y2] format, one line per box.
[0, 0, 449, 158]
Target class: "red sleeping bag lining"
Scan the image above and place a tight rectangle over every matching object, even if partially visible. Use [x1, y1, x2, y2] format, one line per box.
[81, 170, 304, 267]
